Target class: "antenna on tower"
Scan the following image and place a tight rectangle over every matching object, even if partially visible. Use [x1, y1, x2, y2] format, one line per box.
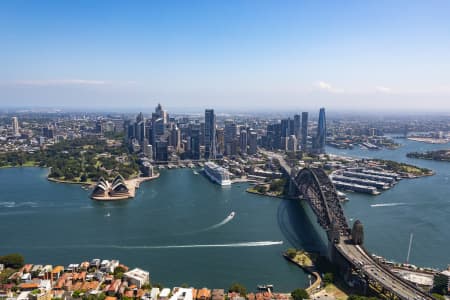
[406, 232, 414, 264]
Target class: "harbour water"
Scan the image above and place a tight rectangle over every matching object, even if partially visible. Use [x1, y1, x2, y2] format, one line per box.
[0, 167, 313, 291]
[0, 137, 448, 290]
[327, 138, 450, 269]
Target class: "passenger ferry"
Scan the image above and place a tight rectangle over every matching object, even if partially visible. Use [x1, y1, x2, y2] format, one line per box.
[204, 161, 231, 186]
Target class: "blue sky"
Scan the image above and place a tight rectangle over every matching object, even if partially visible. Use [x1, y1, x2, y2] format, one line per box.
[1, 0, 450, 112]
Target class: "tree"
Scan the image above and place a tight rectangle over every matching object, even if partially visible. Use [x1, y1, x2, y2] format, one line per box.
[72, 290, 82, 298]
[323, 272, 334, 285]
[286, 248, 297, 259]
[80, 174, 87, 182]
[255, 185, 267, 193]
[0, 253, 24, 268]
[113, 266, 125, 274]
[229, 283, 247, 296]
[431, 293, 445, 300]
[291, 288, 309, 300]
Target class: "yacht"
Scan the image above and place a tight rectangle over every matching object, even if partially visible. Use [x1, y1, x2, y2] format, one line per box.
[204, 162, 231, 186]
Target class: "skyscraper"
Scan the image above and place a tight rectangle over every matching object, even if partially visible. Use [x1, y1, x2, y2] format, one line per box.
[239, 129, 248, 154]
[153, 103, 168, 124]
[224, 120, 238, 156]
[190, 128, 201, 160]
[287, 135, 297, 152]
[301, 112, 308, 151]
[11, 117, 19, 136]
[204, 109, 216, 159]
[248, 132, 258, 155]
[294, 114, 301, 141]
[316, 108, 326, 154]
[281, 118, 291, 137]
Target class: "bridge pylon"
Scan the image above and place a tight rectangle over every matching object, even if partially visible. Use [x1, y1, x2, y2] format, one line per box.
[288, 167, 299, 198]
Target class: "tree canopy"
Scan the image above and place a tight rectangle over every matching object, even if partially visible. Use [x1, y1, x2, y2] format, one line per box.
[291, 288, 309, 300]
[0, 253, 24, 269]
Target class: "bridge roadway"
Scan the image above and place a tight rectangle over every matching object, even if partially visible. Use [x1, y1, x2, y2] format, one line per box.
[261, 150, 432, 300]
[336, 238, 429, 300]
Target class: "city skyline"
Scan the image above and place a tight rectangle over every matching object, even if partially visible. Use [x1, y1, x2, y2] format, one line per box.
[1, 0, 450, 111]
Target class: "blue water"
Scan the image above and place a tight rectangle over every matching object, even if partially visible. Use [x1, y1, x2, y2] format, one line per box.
[327, 138, 450, 268]
[0, 137, 448, 291]
[0, 167, 313, 291]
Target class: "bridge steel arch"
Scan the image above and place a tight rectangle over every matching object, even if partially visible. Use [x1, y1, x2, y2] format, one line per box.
[289, 167, 433, 300]
[292, 167, 350, 241]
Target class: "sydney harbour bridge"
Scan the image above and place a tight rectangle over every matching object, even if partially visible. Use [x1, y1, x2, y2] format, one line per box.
[266, 151, 432, 300]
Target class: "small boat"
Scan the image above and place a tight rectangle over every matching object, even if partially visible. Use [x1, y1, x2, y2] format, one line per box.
[193, 170, 199, 175]
[229, 211, 235, 218]
[105, 212, 111, 217]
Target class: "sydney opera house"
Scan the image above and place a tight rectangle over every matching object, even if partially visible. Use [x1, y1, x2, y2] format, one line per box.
[91, 175, 132, 200]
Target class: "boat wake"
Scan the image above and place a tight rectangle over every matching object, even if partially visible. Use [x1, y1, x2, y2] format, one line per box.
[2, 241, 284, 250]
[206, 212, 235, 230]
[0, 201, 38, 208]
[371, 202, 406, 208]
[185, 212, 236, 234]
[89, 241, 283, 249]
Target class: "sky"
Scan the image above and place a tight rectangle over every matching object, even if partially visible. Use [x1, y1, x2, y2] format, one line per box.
[1, 0, 450, 112]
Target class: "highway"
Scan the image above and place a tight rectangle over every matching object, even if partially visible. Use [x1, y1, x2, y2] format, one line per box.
[337, 239, 431, 300]
[262, 150, 433, 300]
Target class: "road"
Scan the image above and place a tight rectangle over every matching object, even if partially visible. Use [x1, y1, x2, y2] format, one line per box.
[261, 150, 432, 300]
[337, 239, 431, 300]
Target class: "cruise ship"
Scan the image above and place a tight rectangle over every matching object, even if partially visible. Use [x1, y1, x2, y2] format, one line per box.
[204, 161, 231, 186]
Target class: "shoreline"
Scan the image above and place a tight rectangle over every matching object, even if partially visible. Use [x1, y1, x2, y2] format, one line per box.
[246, 187, 285, 199]
[282, 252, 322, 294]
[90, 174, 160, 201]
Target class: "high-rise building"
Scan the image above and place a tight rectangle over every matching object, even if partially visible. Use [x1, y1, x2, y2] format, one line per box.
[281, 118, 294, 137]
[216, 128, 225, 155]
[239, 130, 248, 154]
[301, 112, 308, 151]
[125, 120, 135, 140]
[224, 120, 238, 156]
[266, 123, 282, 150]
[294, 114, 301, 144]
[12, 117, 19, 136]
[155, 140, 168, 161]
[135, 121, 146, 143]
[315, 108, 326, 154]
[287, 135, 297, 152]
[248, 132, 258, 155]
[42, 126, 54, 139]
[142, 139, 153, 158]
[136, 112, 145, 123]
[190, 128, 201, 160]
[153, 103, 168, 124]
[204, 109, 216, 160]
[170, 127, 181, 152]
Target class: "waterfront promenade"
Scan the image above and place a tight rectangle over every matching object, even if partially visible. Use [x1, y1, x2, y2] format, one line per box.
[91, 174, 160, 201]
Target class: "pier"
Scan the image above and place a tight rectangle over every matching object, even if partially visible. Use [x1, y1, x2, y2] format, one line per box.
[263, 150, 433, 300]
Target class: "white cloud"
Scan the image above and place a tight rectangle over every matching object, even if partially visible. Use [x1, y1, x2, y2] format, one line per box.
[375, 86, 392, 93]
[315, 81, 344, 93]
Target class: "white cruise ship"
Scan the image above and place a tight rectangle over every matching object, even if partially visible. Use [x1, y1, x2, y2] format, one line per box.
[204, 161, 231, 186]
